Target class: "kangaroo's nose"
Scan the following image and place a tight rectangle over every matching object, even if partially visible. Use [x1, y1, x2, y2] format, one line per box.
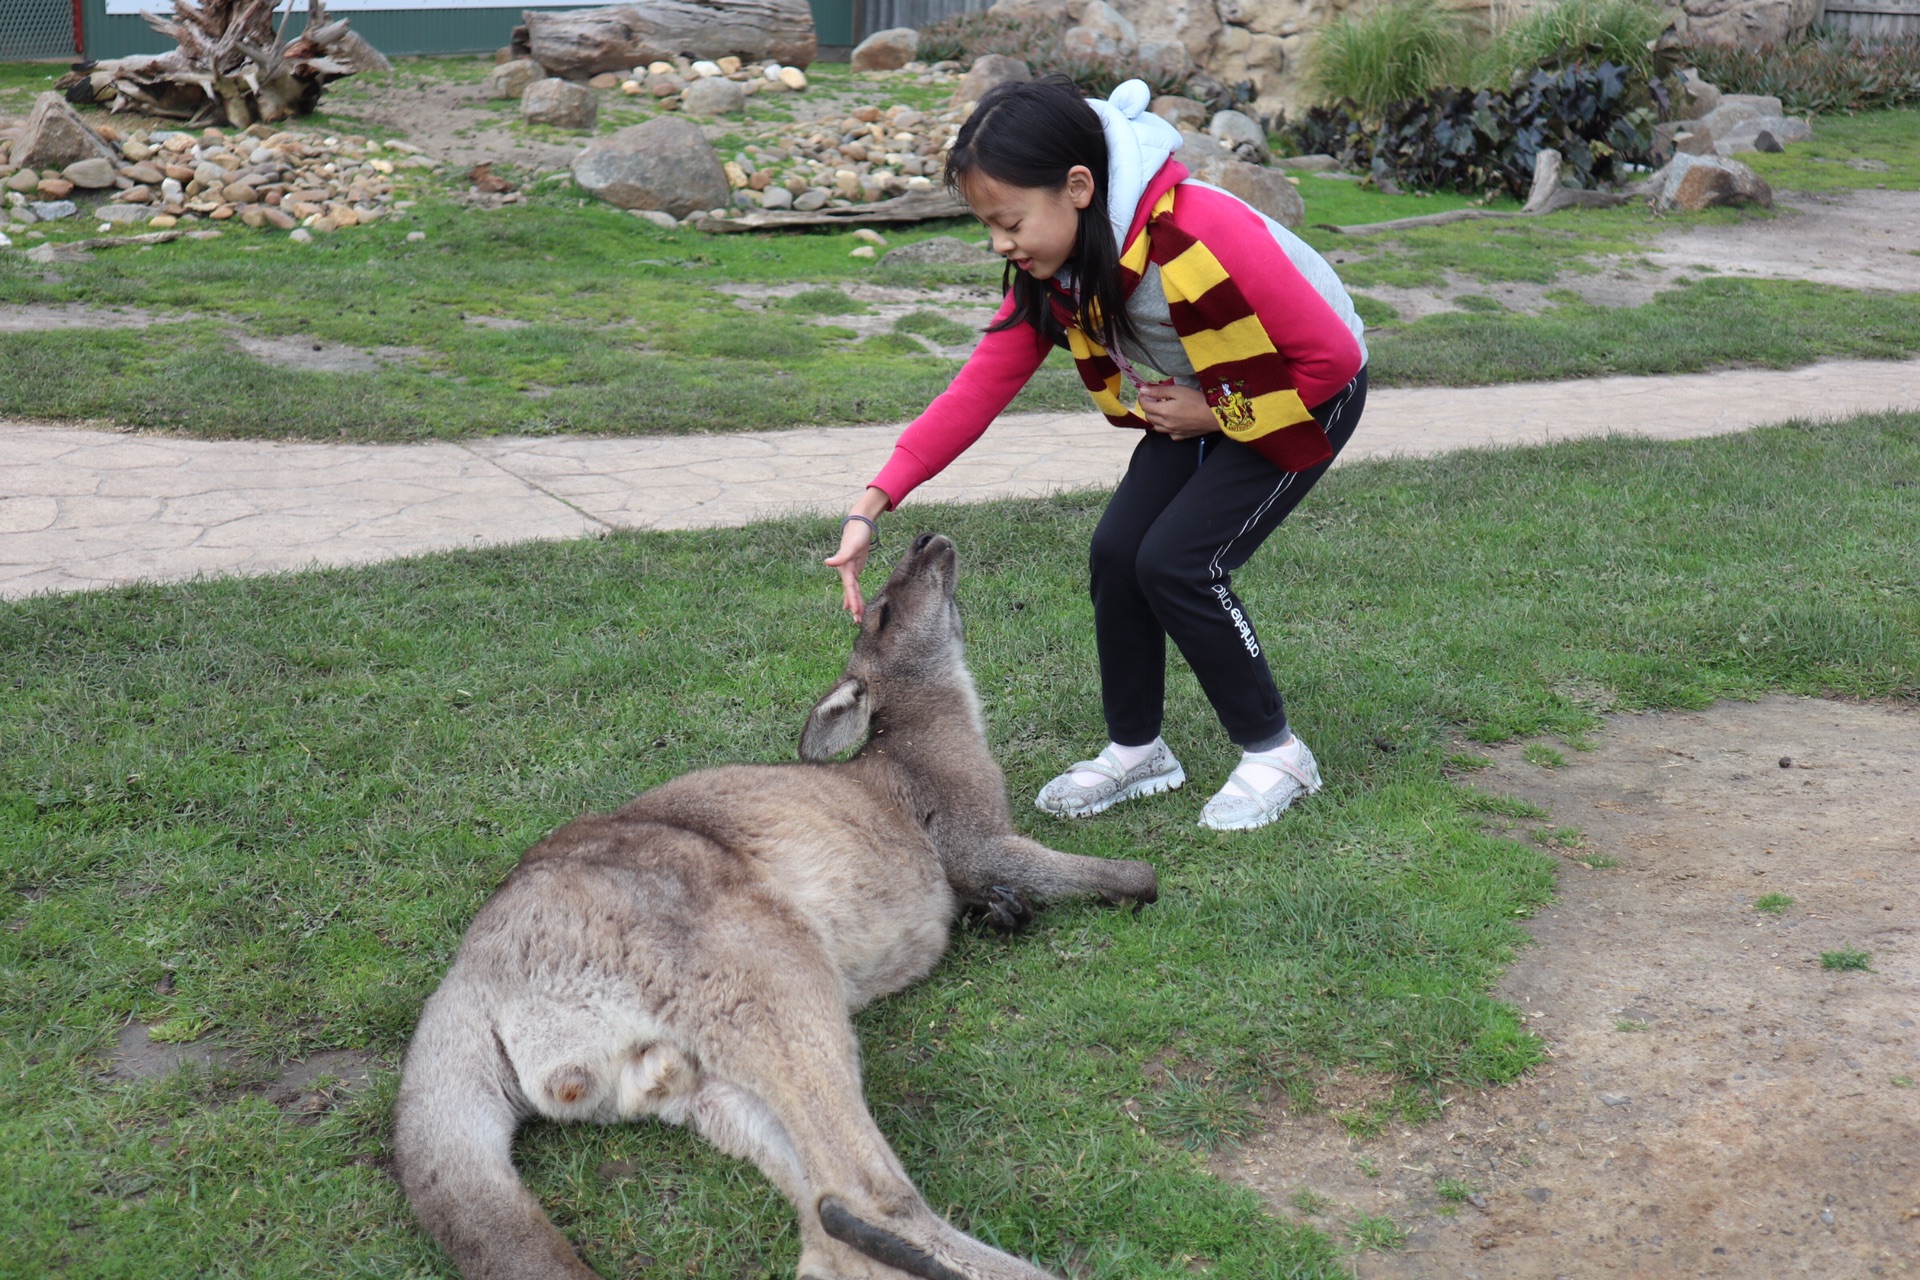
[913, 533, 936, 554]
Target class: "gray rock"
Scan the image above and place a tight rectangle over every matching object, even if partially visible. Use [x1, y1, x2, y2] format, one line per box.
[62, 157, 115, 189]
[1150, 95, 1208, 130]
[1525, 1187, 1552, 1202]
[28, 199, 77, 221]
[13, 93, 118, 171]
[27, 241, 92, 264]
[631, 208, 679, 228]
[1721, 92, 1785, 117]
[487, 59, 545, 100]
[758, 184, 794, 209]
[1599, 1092, 1631, 1106]
[1177, 130, 1230, 163]
[680, 75, 746, 116]
[794, 187, 831, 211]
[1649, 152, 1772, 212]
[1186, 156, 1304, 228]
[851, 27, 920, 72]
[953, 55, 1030, 108]
[883, 235, 1000, 266]
[572, 116, 730, 218]
[1208, 109, 1269, 165]
[1063, 1, 1138, 59]
[95, 203, 148, 224]
[1136, 40, 1194, 82]
[1675, 71, 1721, 121]
[1715, 114, 1813, 156]
[1280, 153, 1340, 172]
[522, 78, 598, 130]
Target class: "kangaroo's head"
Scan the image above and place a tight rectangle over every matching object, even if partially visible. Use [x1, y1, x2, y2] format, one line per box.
[800, 533, 982, 761]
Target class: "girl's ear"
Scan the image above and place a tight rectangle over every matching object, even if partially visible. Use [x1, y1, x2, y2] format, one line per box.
[1065, 164, 1096, 210]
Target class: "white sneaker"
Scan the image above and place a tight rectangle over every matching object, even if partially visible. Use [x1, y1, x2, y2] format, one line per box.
[1199, 738, 1323, 831]
[1035, 740, 1186, 818]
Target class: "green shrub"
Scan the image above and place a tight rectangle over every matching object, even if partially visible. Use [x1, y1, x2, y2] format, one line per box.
[1477, 0, 1669, 86]
[1306, 0, 1473, 116]
[1285, 60, 1664, 198]
[1683, 30, 1920, 115]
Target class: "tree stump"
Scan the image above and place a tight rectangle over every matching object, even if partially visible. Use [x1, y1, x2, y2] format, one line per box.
[55, 0, 383, 129]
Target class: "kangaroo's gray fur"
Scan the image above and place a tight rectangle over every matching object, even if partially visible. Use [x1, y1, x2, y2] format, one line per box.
[392, 533, 1159, 1280]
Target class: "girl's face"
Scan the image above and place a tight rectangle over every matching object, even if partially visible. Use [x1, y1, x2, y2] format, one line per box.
[960, 166, 1095, 281]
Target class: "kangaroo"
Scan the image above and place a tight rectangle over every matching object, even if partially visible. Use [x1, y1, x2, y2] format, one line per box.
[393, 532, 1159, 1280]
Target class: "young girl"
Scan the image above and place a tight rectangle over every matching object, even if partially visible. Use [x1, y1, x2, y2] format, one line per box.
[826, 76, 1368, 832]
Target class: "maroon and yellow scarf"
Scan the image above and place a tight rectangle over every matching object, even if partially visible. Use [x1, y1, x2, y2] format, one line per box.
[1050, 184, 1335, 472]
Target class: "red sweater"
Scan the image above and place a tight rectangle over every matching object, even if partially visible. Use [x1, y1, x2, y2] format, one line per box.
[870, 159, 1365, 507]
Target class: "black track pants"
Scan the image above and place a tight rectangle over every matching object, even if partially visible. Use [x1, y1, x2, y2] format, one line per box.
[1089, 366, 1367, 749]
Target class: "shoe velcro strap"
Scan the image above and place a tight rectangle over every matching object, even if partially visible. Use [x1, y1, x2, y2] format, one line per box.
[1237, 750, 1318, 796]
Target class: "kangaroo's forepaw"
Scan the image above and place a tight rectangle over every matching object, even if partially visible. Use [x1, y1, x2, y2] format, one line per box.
[982, 884, 1033, 933]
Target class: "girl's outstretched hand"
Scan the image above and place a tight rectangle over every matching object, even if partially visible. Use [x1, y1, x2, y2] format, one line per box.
[825, 522, 873, 620]
[826, 488, 890, 622]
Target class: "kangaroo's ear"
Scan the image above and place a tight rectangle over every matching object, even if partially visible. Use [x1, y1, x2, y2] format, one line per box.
[800, 677, 870, 761]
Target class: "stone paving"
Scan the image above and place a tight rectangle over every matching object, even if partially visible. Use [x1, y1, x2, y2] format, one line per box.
[4, 355, 1919, 600]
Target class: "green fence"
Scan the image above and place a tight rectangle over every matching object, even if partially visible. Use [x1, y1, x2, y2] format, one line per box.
[78, 0, 852, 63]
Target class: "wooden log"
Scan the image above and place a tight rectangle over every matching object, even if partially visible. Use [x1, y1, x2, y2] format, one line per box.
[690, 187, 969, 232]
[513, 0, 818, 78]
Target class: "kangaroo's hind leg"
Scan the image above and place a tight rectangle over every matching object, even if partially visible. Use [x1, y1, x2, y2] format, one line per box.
[677, 906, 1061, 1280]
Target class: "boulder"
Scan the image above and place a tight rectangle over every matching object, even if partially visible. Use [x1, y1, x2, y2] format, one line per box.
[883, 235, 1001, 266]
[1063, 1, 1139, 59]
[1135, 40, 1194, 82]
[13, 93, 117, 171]
[572, 116, 730, 217]
[95, 203, 149, 224]
[1150, 94, 1208, 130]
[1681, 0, 1821, 47]
[680, 74, 746, 115]
[1716, 114, 1812, 155]
[851, 27, 920, 72]
[1185, 156, 1303, 228]
[487, 59, 545, 100]
[1207, 109, 1269, 165]
[62, 157, 116, 189]
[29, 199, 78, 221]
[1649, 152, 1772, 212]
[1674, 71, 1721, 121]
[952, 55, 1031, 108]
[1177, 129, 1230, 163]
[522, 78, 599, 129]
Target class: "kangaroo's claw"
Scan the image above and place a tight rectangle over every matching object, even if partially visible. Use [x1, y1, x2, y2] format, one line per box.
[983, 884, 1032, 933]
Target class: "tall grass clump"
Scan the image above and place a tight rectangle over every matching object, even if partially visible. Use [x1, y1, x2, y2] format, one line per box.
[1476, 0, 1669, 85]
[1306, 0, 1473, 116]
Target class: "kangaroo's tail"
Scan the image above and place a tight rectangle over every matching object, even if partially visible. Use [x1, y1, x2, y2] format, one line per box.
[392, 976, 598, 1280]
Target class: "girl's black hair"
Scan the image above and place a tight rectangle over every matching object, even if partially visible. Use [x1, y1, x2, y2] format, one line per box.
[944, 75, 1142, 354]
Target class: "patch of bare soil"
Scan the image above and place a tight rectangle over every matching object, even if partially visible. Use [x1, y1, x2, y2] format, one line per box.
[1218, 697, 1919, 1279]
[109, 1021, 377, 1115]
[716, 280, 1002, 353]
[1648, 189, 1920, 295]
[1345, 187, 1920, 323]
[231, 332, 427, 374]
[0, 304, 192, 331]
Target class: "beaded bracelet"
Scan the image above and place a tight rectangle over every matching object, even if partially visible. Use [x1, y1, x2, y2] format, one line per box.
[840, 513, 879, 548]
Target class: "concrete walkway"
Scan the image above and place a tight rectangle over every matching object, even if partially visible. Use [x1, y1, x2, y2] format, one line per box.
[5, 356, 1919, 600]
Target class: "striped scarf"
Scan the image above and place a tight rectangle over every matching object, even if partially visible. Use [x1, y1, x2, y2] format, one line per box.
[1053, 186, 1334, 472]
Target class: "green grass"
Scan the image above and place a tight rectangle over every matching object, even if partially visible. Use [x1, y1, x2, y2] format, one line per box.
[4, 413, 1917, 1275]
[1345, 1214, 1408, 1249]
[1290, 1187, 1334, 1215]
[1741, 108, 1920, 193]
[1434, 1177, 1481, 1202]
[1754, 892, 1795, 914]
[1820, 949, 1873, 971]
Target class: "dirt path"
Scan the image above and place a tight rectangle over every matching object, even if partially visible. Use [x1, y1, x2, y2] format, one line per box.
[1218, 697, 1919, 1278]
